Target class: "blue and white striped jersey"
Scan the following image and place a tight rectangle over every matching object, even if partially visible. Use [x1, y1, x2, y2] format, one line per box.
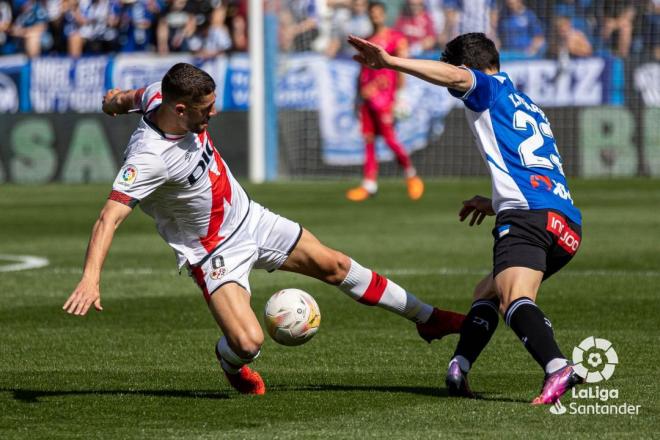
[444, 0, 495, 35]
[450, 68, 581, 224]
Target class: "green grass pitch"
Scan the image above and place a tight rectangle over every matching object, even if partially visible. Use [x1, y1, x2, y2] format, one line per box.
[1, 179, 658, 439]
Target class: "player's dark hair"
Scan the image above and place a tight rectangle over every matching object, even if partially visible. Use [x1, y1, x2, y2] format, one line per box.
[162, 63, 216, 104]
[441, 33, 500, 72]
[368, 1, 386, 12]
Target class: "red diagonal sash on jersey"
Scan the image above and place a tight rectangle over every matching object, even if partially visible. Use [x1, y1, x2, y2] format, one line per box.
[199, 134, 233, 252]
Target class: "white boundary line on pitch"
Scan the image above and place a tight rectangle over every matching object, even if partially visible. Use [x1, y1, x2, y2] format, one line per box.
[25, 266, 660, 277]
[0, 254, 50, 272]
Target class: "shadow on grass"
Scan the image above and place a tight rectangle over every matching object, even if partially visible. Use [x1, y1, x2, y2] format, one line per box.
[271, 384, 528, 403]
[472, 393, 529, 404]
[272, 384, 447, 398]
[6, 386, 528, 404]
[7, 388, 230, 403]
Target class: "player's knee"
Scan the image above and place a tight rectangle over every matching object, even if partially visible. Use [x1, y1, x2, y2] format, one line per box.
[232, 330, 263, 359]
[321, 251, 351, 285]
[498, 295, 526, 316]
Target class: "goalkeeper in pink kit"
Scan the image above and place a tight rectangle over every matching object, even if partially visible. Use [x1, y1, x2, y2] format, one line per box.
[347, 1, 425, 202]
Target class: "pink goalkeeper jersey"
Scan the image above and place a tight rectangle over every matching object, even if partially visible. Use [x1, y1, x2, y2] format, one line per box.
[359, 29, 405, 110]
[109, 82, 250, 268]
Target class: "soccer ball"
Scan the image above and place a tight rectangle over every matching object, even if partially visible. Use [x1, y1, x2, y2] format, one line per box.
[263, 288, 321, 346]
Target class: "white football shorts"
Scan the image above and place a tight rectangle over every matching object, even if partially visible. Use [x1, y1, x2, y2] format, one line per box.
[189, 201, 302, 300]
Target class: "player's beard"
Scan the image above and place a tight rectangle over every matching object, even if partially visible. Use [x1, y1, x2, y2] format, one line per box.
[190, 122, 208, 134]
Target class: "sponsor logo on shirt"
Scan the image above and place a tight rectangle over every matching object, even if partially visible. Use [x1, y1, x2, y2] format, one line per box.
[546, 212, 580, 254]
[530, 174, 575, 204]
[530, 174, 552, 191]
[188, 139, 217, 185]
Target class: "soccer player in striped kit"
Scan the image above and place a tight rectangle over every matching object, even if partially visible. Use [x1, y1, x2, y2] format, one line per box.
[346, 1, 425, 202]
[62, 63, 465, 395]
[349, 32, 584, 404]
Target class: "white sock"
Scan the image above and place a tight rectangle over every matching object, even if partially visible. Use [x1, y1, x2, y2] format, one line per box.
[216, 336, 260, 374]
[339, 259, 433, 323]
[404, 167, 417, 178]
[545, 357, 569, 374]
[450, 355, 471, 373]
[362, 179, 378, 194]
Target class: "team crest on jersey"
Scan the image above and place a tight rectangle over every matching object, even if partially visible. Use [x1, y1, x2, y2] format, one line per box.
[117, 164, 138, 187]
[209, 255, 226, 280]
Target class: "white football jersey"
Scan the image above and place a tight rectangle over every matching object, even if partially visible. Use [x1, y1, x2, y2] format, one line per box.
[110, 82, 250, 268]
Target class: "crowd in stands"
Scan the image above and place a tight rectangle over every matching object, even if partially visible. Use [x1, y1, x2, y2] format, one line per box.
[320, 0, 660, 61]
[0, 0, 658, 61]
[0, 0, 246, 57]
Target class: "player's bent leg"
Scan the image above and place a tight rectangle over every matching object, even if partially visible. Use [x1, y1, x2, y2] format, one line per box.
[446, 273, 499, 398]
[280, 229, 464, 341]
[279, 228, 351, 284]
[495, 267, 582, 404]
[207, 282, 266, 395]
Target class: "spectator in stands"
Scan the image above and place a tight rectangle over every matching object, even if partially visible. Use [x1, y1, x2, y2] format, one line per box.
[324, 0, 350, 55]
[45, 0, 67, 53]
[425, 0, 451, 48]
[10, 0, 50, 57]
[156, 0, 196, 54]
[109, 0, 158, 52]
[63, 0, 86, 56]
[226, 0, 246, 51]
[498, 0, 545, 57]
[444, 0, 498, 41]
[326, 0, 371, 58]
[0, 0, 13, 53]
[549, 14, 592, 58]
[188, 1, 232, 58]
[641, 0, 660, 61]
[553, 0, 594, 39]
[65, 0, 115, 56]
[306, 0, 332, 53]
[279, 0, 319, 52]
[394, 0, 436, 56]
[595, 1, 636, 58]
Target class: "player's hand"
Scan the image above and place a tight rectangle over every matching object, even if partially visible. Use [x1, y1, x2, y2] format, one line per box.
[348, 35, 392, 69]
[63, 278, 103, 316]
[102, 88, 122, 117]
[459, 195, 495, 226]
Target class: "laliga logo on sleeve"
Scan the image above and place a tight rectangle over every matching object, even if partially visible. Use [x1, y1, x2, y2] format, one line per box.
[572, 337, 618, 383]
[117, 164, 138, 187]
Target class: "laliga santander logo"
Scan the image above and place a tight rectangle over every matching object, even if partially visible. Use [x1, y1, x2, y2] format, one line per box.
[572, 337, 618, 383]
[549, 336, 618, 415]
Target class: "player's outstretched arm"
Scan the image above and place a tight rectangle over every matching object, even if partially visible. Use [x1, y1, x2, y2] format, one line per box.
[347, 35, 473, 92]
[459, 195, 495, 226]
[102, 88, 141, 117]
[63, 200, 133, 316]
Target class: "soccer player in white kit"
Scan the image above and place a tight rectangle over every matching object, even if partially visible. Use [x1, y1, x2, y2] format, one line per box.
[348, 33, 585, 404]
[63, 63, 465, 395]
